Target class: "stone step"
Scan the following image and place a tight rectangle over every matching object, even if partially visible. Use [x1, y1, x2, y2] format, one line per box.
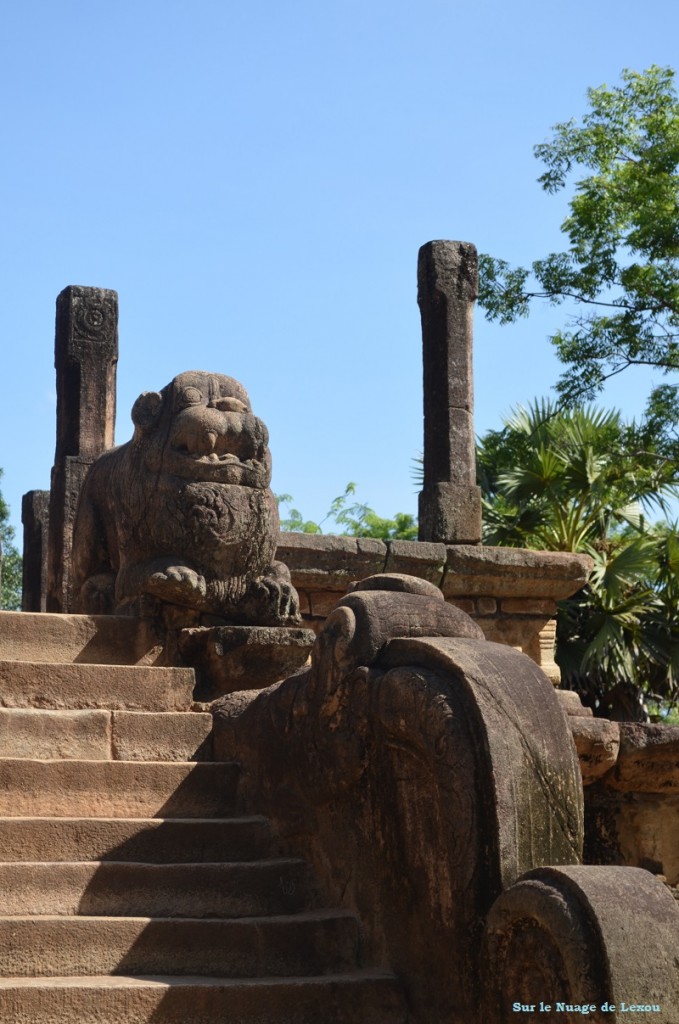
[0, 761, 241, 818]
[0, 662, 195, 712]
[0, 912, 359, 977]
[0, 971, 408, 1024]
[0, 611, 164, 666]
[0, 860, 319, 917]
[0, 817, 273, 863]
[0, 710, 213, 761]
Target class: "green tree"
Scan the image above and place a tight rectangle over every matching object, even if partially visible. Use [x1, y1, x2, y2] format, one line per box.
[278, 483, 418, 540]
[0, 473, 22, 611]
[478, 401, 679, 719]
[478, 65, 679, 432]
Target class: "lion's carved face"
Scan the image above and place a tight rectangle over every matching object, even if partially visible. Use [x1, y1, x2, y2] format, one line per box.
[133, 371, 272, 488]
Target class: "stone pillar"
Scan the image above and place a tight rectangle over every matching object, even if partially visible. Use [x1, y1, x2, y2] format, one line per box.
[417, 240, 482, 543]
[46, 286, 118, 612]
[22, 490, 50, 612]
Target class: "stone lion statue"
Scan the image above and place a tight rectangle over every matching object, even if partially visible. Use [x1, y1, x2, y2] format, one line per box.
[71, 371, 300, 627]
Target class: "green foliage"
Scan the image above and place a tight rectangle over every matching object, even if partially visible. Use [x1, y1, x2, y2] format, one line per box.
[0, 471, 22, 611]
[277, 483, 418, 541]
[479, 402, 679, 719]
[478, 65, 679, 424]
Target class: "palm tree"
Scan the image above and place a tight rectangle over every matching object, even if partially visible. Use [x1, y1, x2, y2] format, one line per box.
[478, 401, 679, 720]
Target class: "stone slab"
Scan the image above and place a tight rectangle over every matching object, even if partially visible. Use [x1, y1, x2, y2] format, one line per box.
[0, 611, 164, 665]
[0, 709, 110, 760]
[112, 712, 213, 761]
[177, 626, 315, 698]
[276, 534, 387, 591]
[0, 972, 407, 1024]
[0, 859, 316, 917]
[606, 724, 679, 792]
[0, 911, 358, 976]
[0, 816, 272, 863]
[442, 545, 592, 598]
[383, 540, 447, 583]
[0, 760, 240, 818]
[0, 662, 195, 711]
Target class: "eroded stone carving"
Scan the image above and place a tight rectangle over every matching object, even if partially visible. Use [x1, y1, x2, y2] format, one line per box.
[212, 574, 586, 1023]
[71, 371, 300, 628]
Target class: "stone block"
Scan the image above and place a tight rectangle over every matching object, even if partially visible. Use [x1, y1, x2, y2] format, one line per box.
[0, 760, 241, 818]
[383, 539, 446, 583]
[276, 533, 387, 590]
[475, 616, 540, 649]
[309, 590, 347, 617]
[556, 690, 593, 717]
[500, 597, 557, 615]
[176, 625, 315, 698]
[442, 545, 592, 598]
[0, 661, 195, 712]
[0, 709, 110, 760]
[111, 711, 213, 762]
[570, 717, 620, 784]
[418, 482, 482, 544]
[475, 597, 497, 615]
[606, 724, 679, 793]
[0, 611, 165, 665]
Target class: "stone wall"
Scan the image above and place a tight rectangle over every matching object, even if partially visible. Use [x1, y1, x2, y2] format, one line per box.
[569, 709, 679, 886]
[275, 532, 591, 684]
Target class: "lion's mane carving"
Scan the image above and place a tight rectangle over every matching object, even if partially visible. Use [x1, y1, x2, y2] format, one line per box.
[71, 370, 300, 627]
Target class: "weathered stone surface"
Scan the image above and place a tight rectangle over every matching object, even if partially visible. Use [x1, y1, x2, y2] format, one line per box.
[474, 615, 543, 648]
[0, 759, 240, 817]
[0, 611, 165, 665]
[176, 625, 315, 698]
[0, 911, 358, 977]
[607, 724, 679, 792]
[308, 590, 349, 617]
[0, 858, 316, 918]
[0, 661, 195, 711]
[71, 371, 301, 629]
[276, 532, 387, 591]
[47, 286, 119, 612]
[348, 572, 444, 600]
[443, 544, 592, 597]
[21, 490, 49, 612]
[484, 866, 679, 1023]
[111, 711, 213, 761]
[0, 709, 110, 760]
[585, 787, 679, 886]
[0, 973, 407, 1024]
[417, 241, 483, 543]
[570, 717, 620, 784]
[382, 539, 446, 582]
[556, 689, 594, 717]
[0, 816, 273, 864]
[500, 597, 557, 615]
[213, 576, 583, 1024]
[275, 536, 591, 606]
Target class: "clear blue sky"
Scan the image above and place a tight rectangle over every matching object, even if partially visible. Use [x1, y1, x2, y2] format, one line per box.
[2, 0, 678, 541]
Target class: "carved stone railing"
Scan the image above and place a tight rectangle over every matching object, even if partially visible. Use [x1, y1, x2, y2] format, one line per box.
[213, 575, 679, 1023]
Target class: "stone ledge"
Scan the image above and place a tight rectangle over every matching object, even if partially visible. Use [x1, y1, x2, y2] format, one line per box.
[442, 545, 592, 598]
[275, 534, 591, 600]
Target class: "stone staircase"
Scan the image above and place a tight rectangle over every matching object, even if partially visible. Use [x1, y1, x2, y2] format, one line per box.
[0, 611, 407, 1023]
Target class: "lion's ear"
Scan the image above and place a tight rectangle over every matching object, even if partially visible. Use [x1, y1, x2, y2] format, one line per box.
[131, 391, 163, 433]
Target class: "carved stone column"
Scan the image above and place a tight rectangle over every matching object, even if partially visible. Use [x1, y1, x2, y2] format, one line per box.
[46, 286, 118, 612]
[21, 490, 50, 612]
[417, 240, 482, 543]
